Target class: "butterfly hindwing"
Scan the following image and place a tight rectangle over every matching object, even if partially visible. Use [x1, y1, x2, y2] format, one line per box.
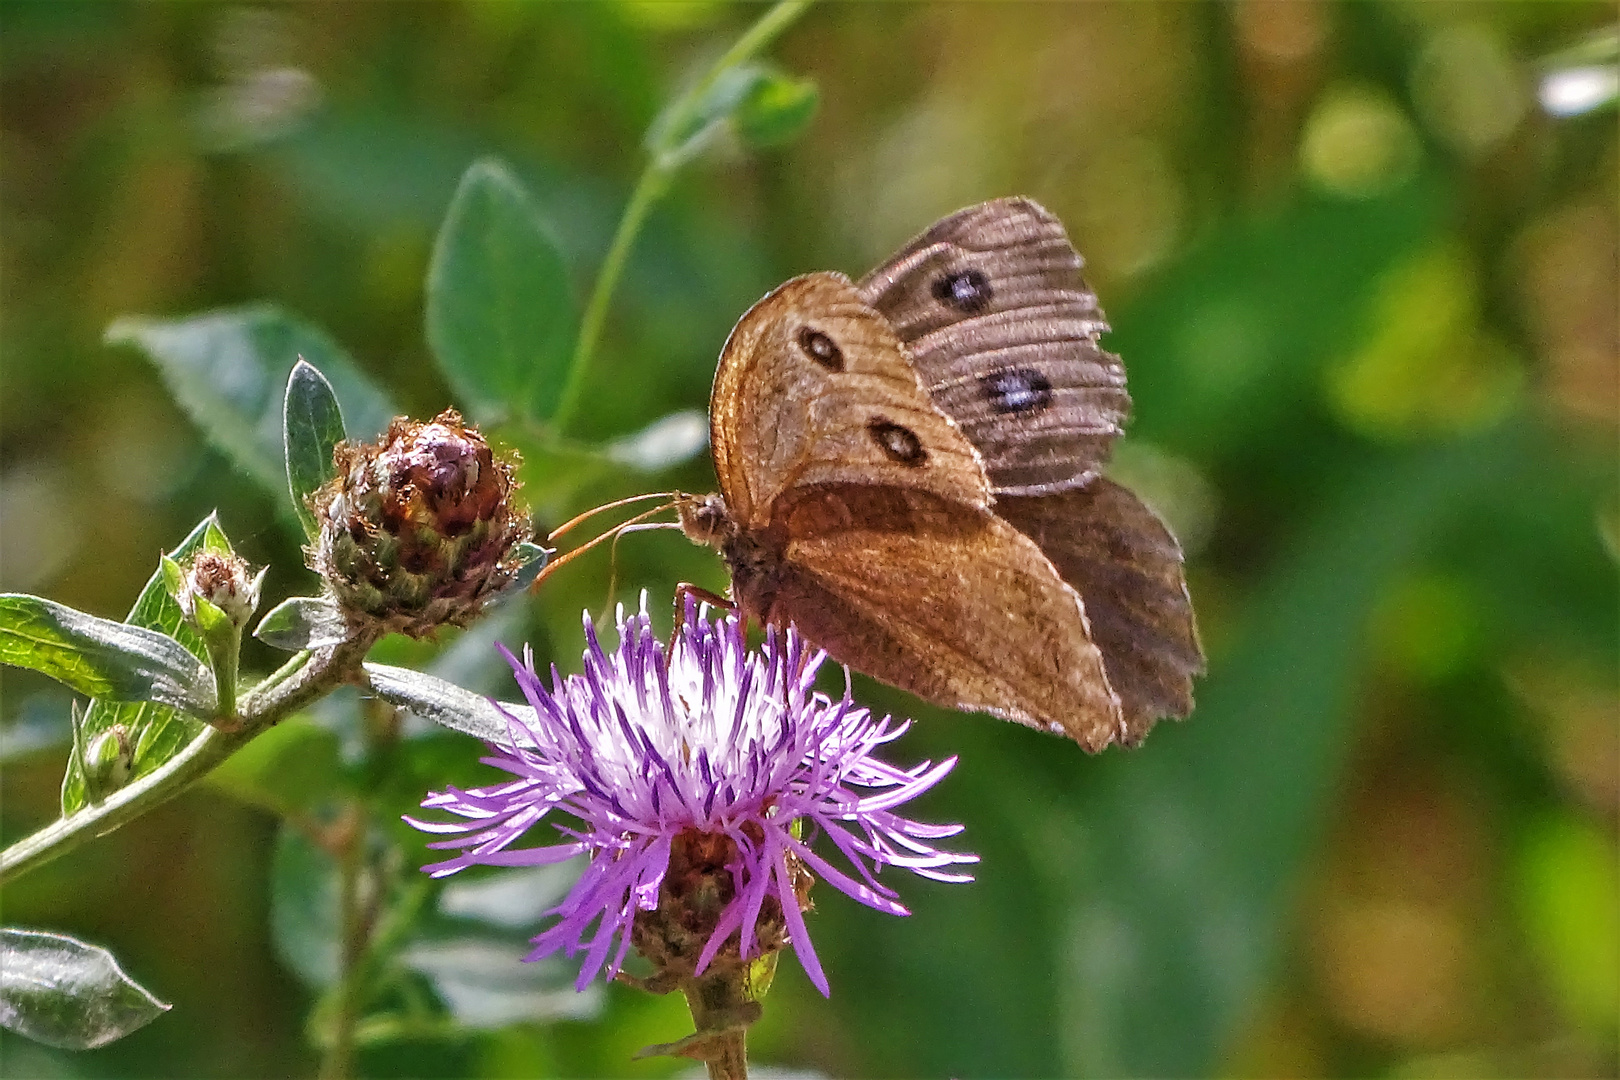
[856, 197, 1131, 495]
[995, 479, 1203, 743]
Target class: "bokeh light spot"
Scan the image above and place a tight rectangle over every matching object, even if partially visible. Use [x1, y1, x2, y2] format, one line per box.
[1301, 86, 1421, 199]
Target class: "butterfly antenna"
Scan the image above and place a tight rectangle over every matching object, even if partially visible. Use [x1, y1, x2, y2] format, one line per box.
[598, 523, 688, 621]
[548, 492, 676, 542]
[599, 522, 631, 624]
[532, 501, 678, 592]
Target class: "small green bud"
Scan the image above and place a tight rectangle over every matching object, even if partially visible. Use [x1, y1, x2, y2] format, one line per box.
[84, 722, 134, 800]
[175, 552, 265, 632]
[170, 550, 260, 725]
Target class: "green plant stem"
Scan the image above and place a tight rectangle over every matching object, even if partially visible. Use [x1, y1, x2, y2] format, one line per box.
[318, 805, 366, 1080]
[682, 970, 754, 1080]
[0, 635, 374, 886]
[549, 165, 669, 436]
[314, 697, 412, 1076]
[547, 0, 814, 436]
[253, 647, 314, 700]
[202, 626, 242, 724]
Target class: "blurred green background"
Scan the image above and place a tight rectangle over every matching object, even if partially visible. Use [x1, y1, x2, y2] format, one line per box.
[1, 2, 1615, 1078]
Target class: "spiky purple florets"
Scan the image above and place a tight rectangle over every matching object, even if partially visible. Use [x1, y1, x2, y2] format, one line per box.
[406, 597, 976, 996]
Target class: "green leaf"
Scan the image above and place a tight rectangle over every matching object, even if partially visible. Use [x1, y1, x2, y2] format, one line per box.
[399, 934, 597, 1029]
[254, 596, 351, 652]
[649, 62, 768, 165]
[105, 305, 396, 508]
[649, 60, 817, 165]
[190, 595, 233, 638]
[436, 863, 579, 931]
[271, 825, 341, 988]
[159, 555, 184, 599]
[733, 67, 818, 147]
[0, 927, 170, 1050]
[283, 358, 348, 540]
[363, 663, 526, 744]
[0, 595, 215, 716]
[426, 159, 575, 425]
[61, 516, 219, 816]
[489, 543, 551, 605]
[207, 715, 343, 820]
[355, 866, 595, 1035]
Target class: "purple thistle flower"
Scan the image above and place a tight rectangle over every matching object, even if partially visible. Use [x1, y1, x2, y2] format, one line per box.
[406, 596, 976, 997]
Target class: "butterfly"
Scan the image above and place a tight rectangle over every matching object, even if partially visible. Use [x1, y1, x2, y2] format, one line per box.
[562, 198, 1202, 752]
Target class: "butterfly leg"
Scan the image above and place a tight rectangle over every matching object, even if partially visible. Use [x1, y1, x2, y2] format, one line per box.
[672, 581, 734, 619]
[665, 582, 737, 673]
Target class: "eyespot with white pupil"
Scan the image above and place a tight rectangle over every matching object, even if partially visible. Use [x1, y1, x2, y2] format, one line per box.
[933, 268, 993, 313]
[797, 326, 843, 371]
[980, 368, 1054, 415]
[868, 419, 927, 466]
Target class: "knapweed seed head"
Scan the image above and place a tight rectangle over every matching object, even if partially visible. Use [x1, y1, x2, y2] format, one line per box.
[407, 597, 976, 996]
[308, 410, 531, 638]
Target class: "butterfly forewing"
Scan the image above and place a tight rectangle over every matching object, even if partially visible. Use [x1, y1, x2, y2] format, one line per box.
[709, 272, 988, 530]
[856, 197, 1131, 495]
[760, 483, 1125, 751]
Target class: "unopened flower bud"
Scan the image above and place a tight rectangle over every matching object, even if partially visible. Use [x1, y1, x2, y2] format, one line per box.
[84, 721, 134, 800]
[163, 549, 261, 725]
[176, 552, 265, 632]
[309, 410, 532, 638]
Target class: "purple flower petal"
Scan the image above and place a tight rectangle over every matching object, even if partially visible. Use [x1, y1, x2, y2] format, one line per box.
[772, 840, 828, 997]
[406, 595, 975, 995]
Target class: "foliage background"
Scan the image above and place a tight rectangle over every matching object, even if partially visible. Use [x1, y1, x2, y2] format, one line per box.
[1, 2, 1615, 1078]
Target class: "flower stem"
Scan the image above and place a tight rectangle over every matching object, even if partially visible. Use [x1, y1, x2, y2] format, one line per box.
[682, 969, 755, 1080]
[0, 634, 375, 886]
[547, 0, 815, 437]
[549, 163, 667, 437]
[201, 625, 242, 724]
[318, 804, 366, 1080]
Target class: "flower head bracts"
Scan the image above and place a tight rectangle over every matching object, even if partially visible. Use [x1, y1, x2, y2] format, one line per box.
[406, 596, 976, 996]
[309, 410, 531, 638]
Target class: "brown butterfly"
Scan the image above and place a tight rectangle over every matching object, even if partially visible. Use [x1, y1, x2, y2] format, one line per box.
[649, 199, 1200, 751]
[671, 198, 1204, 751]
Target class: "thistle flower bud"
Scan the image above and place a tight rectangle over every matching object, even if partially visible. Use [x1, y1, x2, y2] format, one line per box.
[81, 716, 134, 801]
[162, 549, 263, 725]
[309, 410, 532, 639]
[176, 552, 265, 632]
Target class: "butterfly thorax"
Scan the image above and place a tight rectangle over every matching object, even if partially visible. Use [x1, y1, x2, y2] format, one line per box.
[677, 492, 784, 618]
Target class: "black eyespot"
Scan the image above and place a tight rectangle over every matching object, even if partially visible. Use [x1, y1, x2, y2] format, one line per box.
[796, 326, 843, 371]
[979, 368, 1054, 415]
[933, 267, 993, 313]
[868, 419, 927, 466]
